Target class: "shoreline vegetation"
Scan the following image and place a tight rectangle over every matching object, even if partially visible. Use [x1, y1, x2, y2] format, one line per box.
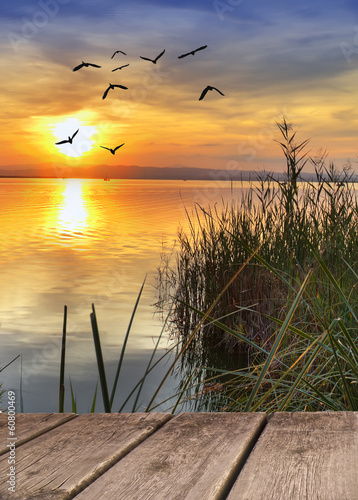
[157, 118, 358, 413]
[2, 119, 358, 413]
[0, 171, 338, 181]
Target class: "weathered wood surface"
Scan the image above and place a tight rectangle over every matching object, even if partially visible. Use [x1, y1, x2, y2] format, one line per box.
[0, 412, 172, 500]
[227, 412, 358, 500]
[75, 412, 267, 500]
[0, 412, 357, 500]
[0, 413, 77, 456]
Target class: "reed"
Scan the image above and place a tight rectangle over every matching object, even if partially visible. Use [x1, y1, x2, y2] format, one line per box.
[90, 303, 112, 412]
[110, 275, 147, 408]
[157, 118, 358, 411]
[188, 253, 358, 413]
[163, 240, 358, 413]
[58, 305, 67, 413]
[0, 355, 20, 409]
[58, 278, 178, 413]
[54, 118, 358, 413]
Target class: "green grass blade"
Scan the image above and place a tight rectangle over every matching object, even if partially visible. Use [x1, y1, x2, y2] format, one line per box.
[0, 355, 22, 411]
[117, 340, 180, 413]
[90, 382, 98, 413]
[69, 378, 77, 413]
[58, 304, 67, 413]
[146, 247, 261, 412]
[110, 275, 147, 408]
[244, 269, 312, 411]
[247, 335, 325, 412]
[90, 304, 111, 413]
[0, 355, 20, 372]
[277, 331, 329, 411]
[263, 313, 333, 353]
[171, 369, 196, 414]
[329, 331, 358, 380]
[337, 319, 358, 362]
[207, 366, 341, 412]
[306, 240, 358, 322]
[131, 299, 171, 412]
[327, 328, 358, 410]
[296, 374, 345, 411]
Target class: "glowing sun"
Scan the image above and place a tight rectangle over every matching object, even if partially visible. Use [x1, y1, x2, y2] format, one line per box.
[52, 118, 97, 157]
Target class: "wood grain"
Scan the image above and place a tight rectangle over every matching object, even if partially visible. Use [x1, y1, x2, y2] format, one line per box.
[0, 412, 172, 499]
[227, 412, 358, 500]
[75, 412, 267, 500]
[0, 413, 77, 456]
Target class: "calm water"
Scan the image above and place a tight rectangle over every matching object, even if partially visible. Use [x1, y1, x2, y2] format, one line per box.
[0, 178, 246, 413]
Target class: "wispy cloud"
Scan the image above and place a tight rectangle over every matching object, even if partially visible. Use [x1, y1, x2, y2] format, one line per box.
[2, 0, 358, 171]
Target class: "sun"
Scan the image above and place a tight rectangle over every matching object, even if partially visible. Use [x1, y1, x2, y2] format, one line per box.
[52, 117, 98, 157]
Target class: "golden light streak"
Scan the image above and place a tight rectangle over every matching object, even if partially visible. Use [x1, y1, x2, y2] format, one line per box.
[58, 179, 87, 234]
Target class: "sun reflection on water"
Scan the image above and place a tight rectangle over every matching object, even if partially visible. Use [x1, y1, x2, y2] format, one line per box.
[58, 179, 87, 235]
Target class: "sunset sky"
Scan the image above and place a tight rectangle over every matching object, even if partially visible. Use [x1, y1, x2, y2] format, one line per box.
[2, 0, 358, 175]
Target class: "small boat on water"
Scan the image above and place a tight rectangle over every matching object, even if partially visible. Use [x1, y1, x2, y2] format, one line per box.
[104, 177, 110, 181]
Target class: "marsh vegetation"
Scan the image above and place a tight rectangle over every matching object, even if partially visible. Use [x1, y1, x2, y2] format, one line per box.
[157, 119, 358, 412]
[5, 120, 358, 415]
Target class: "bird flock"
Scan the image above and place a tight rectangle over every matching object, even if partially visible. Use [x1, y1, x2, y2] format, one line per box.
[55, 44, 224, 155]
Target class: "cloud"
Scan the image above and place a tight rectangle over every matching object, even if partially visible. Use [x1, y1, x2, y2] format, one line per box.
[2, 0, 358, 170]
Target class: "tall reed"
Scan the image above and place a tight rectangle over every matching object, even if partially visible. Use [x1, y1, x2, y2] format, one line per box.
[187, 250, 358, 413]
[157, 118, 358, 407]
[58, 278, 176, 413]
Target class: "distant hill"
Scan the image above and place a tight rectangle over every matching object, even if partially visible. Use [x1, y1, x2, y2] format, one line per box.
[0, 164, 330, 182]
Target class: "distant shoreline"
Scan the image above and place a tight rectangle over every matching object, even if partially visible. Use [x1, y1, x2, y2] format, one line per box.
[0, 164, 356, 182]
[0, 174, 356, 182]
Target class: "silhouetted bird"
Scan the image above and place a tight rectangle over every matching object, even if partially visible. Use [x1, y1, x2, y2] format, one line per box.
[199, 86, 225, 101]
[102, 84, 128, 99]
[111, 50, 127, 58]
[140, 49, 165, 64]
[178, 45, 208, 59]
[112, 64, 130, 71]
[72, 61, 101, 71]
[55, 129, 79, 145]
[100, 143, 125, 155]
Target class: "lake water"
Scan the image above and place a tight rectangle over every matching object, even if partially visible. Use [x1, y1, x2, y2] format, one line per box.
[0, 178, 246, 413]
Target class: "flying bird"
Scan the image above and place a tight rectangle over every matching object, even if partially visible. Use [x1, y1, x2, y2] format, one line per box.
[140, 49, 165, 64]
[72, 61, 101, 71]
[198, 86, 225, 101]
[111, 50, 127, 58]
[112, 64, 130, 71]
[178, 45, 208, 59]
[102, 83, 128, 99]
[100, 143, 125, 155]
[55, 129, 79, 145]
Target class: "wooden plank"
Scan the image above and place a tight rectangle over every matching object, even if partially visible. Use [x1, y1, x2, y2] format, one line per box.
[75, 412, 267, 500]
[0, 412, 172, 500]
[227, 412, 358, 500]
[0, 413, 77, 456]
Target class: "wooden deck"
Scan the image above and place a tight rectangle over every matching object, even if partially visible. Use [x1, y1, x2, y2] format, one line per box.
[0, 412, 357, 499]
